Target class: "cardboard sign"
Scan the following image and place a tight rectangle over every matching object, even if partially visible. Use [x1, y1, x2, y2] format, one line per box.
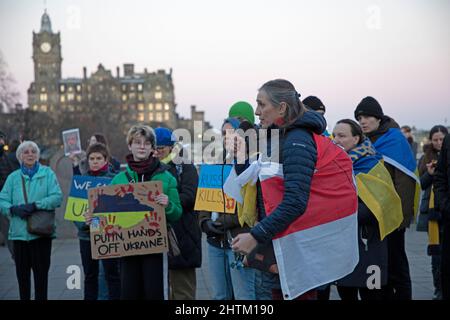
[88, 181, 168, 260]
[194, 164, 236, 213]
[62, 128, 82, 156]
[64, 175, 112, 222]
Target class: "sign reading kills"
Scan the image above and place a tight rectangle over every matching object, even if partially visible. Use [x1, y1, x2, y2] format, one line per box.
[88, 181, 168, 260]
[194, 165, 236, 213]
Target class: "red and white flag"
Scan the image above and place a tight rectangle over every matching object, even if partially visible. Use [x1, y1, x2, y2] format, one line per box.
[234, 134, 359, 299]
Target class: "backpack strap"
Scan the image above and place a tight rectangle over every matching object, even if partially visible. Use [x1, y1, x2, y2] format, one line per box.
[124, 170, 135, 183]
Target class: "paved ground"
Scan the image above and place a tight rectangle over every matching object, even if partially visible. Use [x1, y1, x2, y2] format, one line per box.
[0, 227, 435, 300]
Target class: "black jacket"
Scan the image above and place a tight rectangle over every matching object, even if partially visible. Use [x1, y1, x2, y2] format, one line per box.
[435, 134, 450, 226]
[166, 161, 202, 269]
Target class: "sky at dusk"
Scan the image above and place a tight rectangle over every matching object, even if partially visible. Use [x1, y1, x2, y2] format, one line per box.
[1, 0, 449, 130]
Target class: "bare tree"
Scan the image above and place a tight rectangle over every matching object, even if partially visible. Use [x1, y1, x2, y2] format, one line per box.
[0, 50, 21, 113]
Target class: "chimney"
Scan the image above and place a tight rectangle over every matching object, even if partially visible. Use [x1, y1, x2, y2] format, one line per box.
[123, 64, 134, 77]
[83, 67, 87, 79]
[116, 66, 120, 78]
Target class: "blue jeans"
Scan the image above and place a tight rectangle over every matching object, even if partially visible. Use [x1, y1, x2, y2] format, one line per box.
[255, 270, 279, 300]
[207, 242, 256, 300]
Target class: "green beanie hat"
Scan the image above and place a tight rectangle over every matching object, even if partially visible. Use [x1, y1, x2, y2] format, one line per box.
[228, 101, 255, 125]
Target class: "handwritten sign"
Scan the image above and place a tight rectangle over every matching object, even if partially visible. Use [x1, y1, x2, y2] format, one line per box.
[194, 164, 236, 213]
[88, 181, 168, 260]
[64, 175, 112, 222]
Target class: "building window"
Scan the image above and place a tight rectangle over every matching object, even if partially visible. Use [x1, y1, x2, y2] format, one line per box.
[149, 113, 154, 121]
[122, 94, 127, 102]
[33, 105, 38, 111]
[164, 112, 170, 121]
[164, 103, 170, 111]
[122, 84, 127, 92]
[41, 87, 46, 92]
[148, 103, 154, 111]
[76, 95, 82, 102]
[138, 103, 144, 111]
[130, 85, 135, 92]
[41, 105, 47, 112]
[60, 96, 65, 103]
[67, 93, 75, 101]
[76, 84, 81, 92]
[137, 84, 143, 92]
[155, 92, 162, 100]
[60, 85, 65, 93]
[122, 104, 128, 111]
[156, 112, 162, 122]
[138, 94, 143, 101]
[40, 93, 47, 102]
[68, 86, 73, 92]
[156, 103, 162, 111]
[138, 113, 145, 122]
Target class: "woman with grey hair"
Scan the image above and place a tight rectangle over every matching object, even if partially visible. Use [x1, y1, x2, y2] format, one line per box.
[0, 140, 63, 300]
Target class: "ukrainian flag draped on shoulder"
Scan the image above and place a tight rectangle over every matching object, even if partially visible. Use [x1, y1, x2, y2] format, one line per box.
[349, 139, 402, 240]
[372, 128, 421, 217]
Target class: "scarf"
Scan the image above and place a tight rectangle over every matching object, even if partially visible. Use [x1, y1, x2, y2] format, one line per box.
[126, 154, 160, 176]
[21, 162, 40, 180]
[88, 163, 109, 176]
[348, 138, 377, 164]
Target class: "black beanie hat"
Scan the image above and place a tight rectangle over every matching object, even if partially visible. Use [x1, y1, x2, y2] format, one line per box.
[302, 96, 325, 113]
[354, 96, 384, 120]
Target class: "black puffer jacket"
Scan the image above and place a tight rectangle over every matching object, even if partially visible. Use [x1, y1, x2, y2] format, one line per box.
[167, 161, 202, 269]
[251, 111, 326, 243]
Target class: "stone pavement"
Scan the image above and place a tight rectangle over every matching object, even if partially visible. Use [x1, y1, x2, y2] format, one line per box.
[0, 227, 435, 300]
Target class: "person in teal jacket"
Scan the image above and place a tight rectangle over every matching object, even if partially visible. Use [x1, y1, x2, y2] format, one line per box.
[0, 140, 62, 300]
[107, 124, 181, 300]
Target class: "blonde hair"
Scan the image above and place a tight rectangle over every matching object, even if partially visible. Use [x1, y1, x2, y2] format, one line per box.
[126, 124, 156, 147]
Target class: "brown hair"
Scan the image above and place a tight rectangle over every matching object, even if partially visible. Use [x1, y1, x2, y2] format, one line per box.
[126, 124, 156, 148]
[86, 142, 110, 162]
[259, 79, 305, 128]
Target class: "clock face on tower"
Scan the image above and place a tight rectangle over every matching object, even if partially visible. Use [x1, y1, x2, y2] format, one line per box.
[40, 42, 51, 53]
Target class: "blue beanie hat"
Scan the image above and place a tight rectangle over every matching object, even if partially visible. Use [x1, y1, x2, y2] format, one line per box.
[154, 127, 175, 147]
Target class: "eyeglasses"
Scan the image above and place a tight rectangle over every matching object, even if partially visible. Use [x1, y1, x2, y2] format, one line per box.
[132, 140, 152, 148]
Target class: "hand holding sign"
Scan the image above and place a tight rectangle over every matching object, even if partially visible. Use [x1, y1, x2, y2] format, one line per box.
[155, 194, 169, 207]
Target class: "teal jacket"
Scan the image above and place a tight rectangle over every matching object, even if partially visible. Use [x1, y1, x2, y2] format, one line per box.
[0, 165, 63, 241]
[111, 164, 182, 223]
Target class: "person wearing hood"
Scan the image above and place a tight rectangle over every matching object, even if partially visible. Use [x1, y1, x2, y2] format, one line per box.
[355, 96, 420, 300]
[107, 124, 182, 300]
[232, 79, 335, 300]
[153, 127, 201, 300]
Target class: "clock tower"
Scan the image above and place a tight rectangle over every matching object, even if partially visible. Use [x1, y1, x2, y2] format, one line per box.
[32, 10, 62, 84]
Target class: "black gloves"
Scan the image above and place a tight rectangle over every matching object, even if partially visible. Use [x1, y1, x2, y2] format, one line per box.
[201, 219, 225, 237]
[10, 203, 37, 219]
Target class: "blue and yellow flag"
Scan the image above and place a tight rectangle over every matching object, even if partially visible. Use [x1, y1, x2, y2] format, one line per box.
[373, 127, 421, 218]
[349, 139, 403, 240]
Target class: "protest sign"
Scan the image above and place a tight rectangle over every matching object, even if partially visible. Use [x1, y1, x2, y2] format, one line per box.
[88, 181, 168, 259]
[64, 175, 112, 222]
[194, 164, 236, 213]
[62, 128, 82, 156]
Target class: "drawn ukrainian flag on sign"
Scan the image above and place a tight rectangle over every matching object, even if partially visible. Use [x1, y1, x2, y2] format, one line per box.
[194, 164, 236, 213]
[64, 175, 112, 222]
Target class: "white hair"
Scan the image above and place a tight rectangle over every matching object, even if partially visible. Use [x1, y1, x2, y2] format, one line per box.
[16, 141, 40, 164]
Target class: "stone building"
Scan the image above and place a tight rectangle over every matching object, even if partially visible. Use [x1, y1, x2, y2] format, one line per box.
[27, 10, 211, 146]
